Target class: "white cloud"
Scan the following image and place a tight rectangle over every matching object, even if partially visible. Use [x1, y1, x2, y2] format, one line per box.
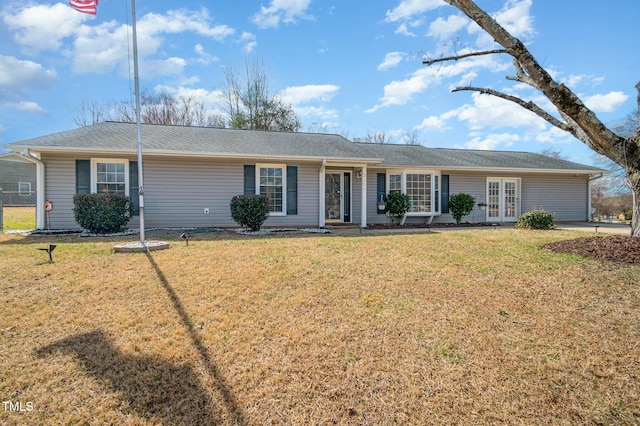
[0, 55, 56, 116]
[153, 85, 227, 116]
[138, 9, 234, 41]
[378, 52, 405, 71]
[238, 32, 257, 54]
[535, 126, 573, 144]
[493, 0, 534, 39]
[457, 92, 547, 131]
[279, 84, 339, 119]
[462, 132, 520, 150]
[279, 84, 339, 104]
[368, 55, 506, 113]
[394, 23, 415, 37]
[9, 101, 49, 115]
[4, 4, 236, 79]
[428, 14, 468, 40]
[0, 55, 57, 90]
[583, 91, 628, 112]
[194, 44, 219, 65]
[251, 0, 313, 29]
[385, 0, 444, 23]
[414, 107, 465, 131]
[3, 3, 86, 52]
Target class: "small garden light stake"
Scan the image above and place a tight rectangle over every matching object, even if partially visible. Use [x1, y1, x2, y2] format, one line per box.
[37, 244, 56, 263]
[180, 233, 189, 246]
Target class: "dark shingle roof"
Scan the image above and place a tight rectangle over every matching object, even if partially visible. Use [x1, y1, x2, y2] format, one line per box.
[5, 121, 603, 172]
[355, 143, 604, 172]
[5, 121, 379, 161]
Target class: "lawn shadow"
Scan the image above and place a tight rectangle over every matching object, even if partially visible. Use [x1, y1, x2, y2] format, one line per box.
[145, 252, 246, 425]
[35, 330, 219, 425]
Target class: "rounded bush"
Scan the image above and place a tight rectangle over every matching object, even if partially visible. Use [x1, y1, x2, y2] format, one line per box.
[449, 193, 476, 224]
[516, 210, 555, 230]
[230, 194, 270, 232]
[73, 193, 133, 234]
[383, 191, 411, 216]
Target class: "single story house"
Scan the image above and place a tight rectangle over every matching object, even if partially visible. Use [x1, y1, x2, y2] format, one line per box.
[4, 121, 604, 230]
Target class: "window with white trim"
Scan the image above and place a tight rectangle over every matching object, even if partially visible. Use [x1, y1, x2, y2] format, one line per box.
[18, 182, 31, 195]
[257, 164, 286, 214]
[389, 174, 402, 193]
[386, 170, 440, 215]
[91, 159, 128, 194]
[406, 173, 431, 213]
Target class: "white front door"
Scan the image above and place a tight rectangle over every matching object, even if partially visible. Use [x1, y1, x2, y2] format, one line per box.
[487, 178, 520, 222]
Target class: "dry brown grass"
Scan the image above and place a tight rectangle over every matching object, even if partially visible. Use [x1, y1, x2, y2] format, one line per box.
[1, 228, 639, 425]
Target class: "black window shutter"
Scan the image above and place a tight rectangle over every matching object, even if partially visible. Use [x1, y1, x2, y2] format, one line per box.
[129, 161, 139, 215]
[75, 160, 90, 194]
[376, 173, 386, 214]
[244, 165, 256, 195]
[286, 166, 298, 215]
[441, 174, 450, 213]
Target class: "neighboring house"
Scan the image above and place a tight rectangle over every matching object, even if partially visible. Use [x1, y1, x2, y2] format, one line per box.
[4, 122, 604, 230]
[0, 152, 37, 206]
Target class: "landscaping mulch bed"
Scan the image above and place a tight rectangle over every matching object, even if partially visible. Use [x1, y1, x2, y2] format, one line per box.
[543, 235, 640, 265]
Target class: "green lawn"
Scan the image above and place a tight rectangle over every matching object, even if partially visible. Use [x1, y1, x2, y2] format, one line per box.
[2, 206, 36, 231]
[1, 228, 638, 425]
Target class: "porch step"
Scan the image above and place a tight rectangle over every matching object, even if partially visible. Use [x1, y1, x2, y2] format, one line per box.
[323, 223, 361, 230]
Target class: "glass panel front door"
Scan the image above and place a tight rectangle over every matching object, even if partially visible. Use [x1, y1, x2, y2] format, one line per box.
[325, 173, 342, 221]
[504, 180, 517, 219]
[487, 178, 519, 222]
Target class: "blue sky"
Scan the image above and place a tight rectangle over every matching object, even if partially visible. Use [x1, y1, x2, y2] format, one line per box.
[1, 0, 638, 165]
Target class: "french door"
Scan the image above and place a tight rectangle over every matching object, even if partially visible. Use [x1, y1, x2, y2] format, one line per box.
[487, 178, 520, 222]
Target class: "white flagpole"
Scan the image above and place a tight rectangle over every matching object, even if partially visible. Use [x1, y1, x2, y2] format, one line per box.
[130, 0, 145, 244]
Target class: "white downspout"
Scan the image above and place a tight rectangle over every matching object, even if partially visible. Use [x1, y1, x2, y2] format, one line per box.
[588, 173, 604, 222]
[360, 165, 367, 228]
[26, 150, 46, 229]
[319, 159, 326, 227]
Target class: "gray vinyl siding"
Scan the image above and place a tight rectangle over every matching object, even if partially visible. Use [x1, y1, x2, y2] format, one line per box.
[433, 172, 487, 224]
[365, 170, 590, 225]
[521, 174, 589, 221]
[42, 154, 320, 229]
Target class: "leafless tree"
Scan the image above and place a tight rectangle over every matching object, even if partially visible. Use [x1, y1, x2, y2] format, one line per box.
[424, 0, 640, 235]
[538, 147, 566, 160]
[353, 131, 394, 144]
[594, 110, 639, 194]
[219, 60, 301, 132]
[70, 99, 111, 127]
[72, 92, 226, 128]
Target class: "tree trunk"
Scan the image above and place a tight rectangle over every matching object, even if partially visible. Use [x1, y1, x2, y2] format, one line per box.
[628, 170, 640, 237]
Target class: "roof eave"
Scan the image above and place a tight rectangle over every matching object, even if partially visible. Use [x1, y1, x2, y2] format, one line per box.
[17, 145, 384, 164]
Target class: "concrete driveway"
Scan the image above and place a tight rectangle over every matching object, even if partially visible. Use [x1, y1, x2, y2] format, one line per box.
[556, 222, 633, 235]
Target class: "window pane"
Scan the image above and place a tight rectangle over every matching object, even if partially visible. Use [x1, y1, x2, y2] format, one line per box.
[259, 167, 284, 212]
[96, 162, 126, 194]
[406, 173, 431, 213]
[389, 174, 402, 193]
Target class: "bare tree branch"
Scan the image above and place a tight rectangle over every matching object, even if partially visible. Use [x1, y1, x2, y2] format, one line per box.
[422, 49, 508, 66]
[505, 59, 537, 89]
[452, 85, 574, 134]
